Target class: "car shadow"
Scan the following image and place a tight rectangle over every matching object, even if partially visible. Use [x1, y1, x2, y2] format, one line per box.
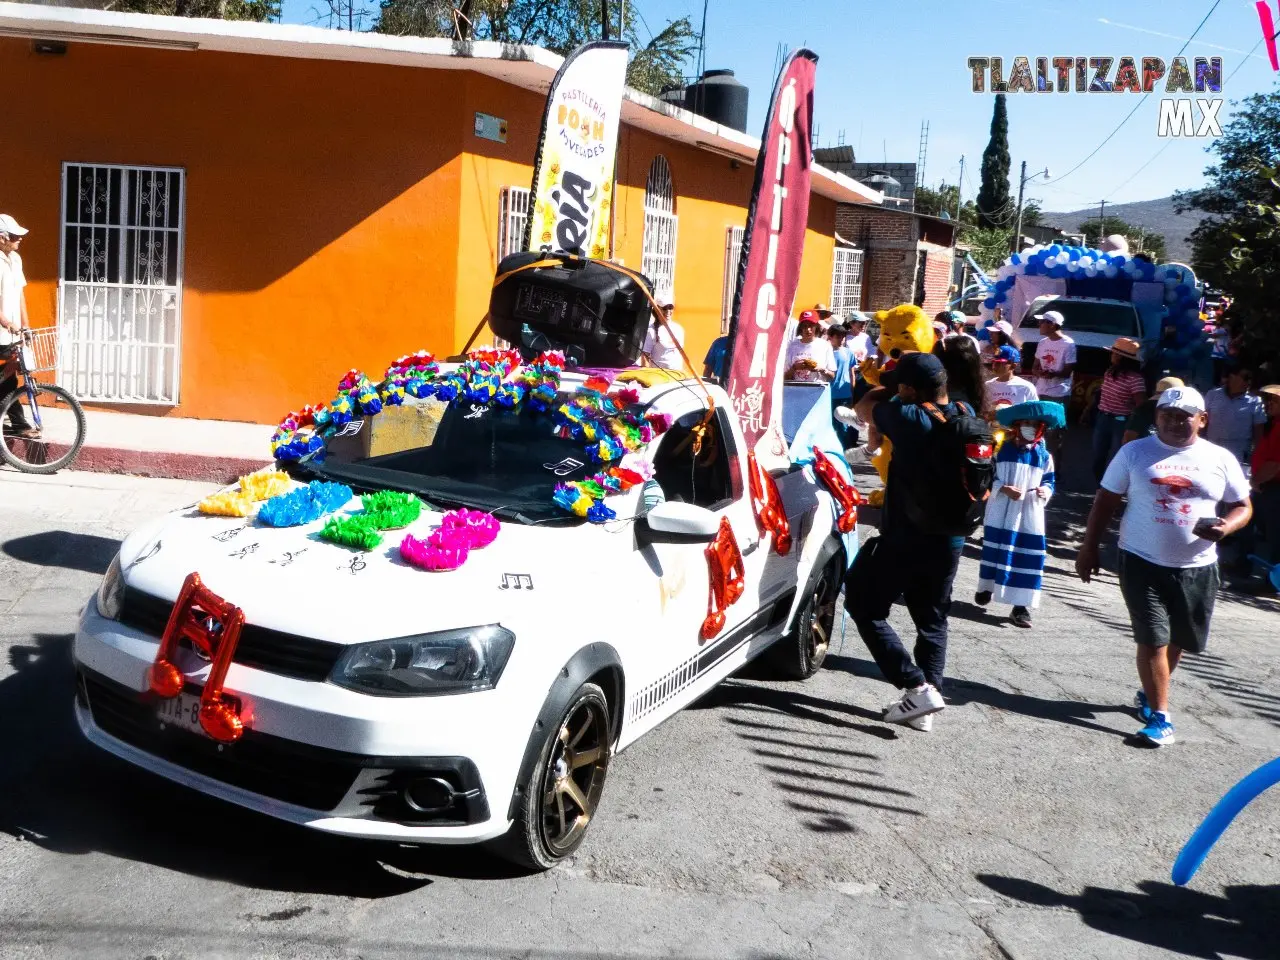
[2, 531, 120, 575]
[977, 873, 1280, 960]
[0, 634, 527, 895]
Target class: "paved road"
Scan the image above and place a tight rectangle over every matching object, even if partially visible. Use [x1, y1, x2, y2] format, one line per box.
[0, 466, 1277, 959]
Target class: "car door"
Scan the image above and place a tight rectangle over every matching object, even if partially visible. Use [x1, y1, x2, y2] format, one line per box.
[620, 397, 798, 743]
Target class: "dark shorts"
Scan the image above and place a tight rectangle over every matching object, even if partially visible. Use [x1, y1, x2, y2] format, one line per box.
[1118, 550, 1220, 653]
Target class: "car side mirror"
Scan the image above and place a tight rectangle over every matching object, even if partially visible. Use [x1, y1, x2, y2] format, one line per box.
[642, 501, 720, 542]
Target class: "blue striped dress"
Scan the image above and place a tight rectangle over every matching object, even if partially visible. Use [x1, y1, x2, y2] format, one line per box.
[978, 441, 1055, 609]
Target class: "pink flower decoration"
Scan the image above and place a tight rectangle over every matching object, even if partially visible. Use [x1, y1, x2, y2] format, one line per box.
[400, 532, 469, 571]
[441, 508, 500, 549]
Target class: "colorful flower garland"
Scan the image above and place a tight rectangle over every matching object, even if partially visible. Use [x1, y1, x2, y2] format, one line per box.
[270, 348, 657, 524]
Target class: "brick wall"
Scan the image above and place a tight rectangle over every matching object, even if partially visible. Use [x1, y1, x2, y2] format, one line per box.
[920, 247, 954, 316]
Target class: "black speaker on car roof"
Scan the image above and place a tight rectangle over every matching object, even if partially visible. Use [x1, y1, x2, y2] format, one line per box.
[488, 252, 654, 368]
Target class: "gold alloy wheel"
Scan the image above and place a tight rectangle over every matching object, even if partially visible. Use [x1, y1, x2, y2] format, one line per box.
[807, 594, 832, 666]
[539, 697, 610, 857]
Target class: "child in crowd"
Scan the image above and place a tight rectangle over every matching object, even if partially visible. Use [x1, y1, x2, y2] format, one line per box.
[975, 400, 1066, 628]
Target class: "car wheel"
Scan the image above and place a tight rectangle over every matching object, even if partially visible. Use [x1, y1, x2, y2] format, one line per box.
[499, 682, 611, 871]
[765, 552, 841, 680]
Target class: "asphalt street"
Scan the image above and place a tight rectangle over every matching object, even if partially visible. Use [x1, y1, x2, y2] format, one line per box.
[0, 460, 1277, 960]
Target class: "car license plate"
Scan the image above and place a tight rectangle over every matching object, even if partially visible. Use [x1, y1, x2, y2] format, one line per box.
[156, 691, 208, 738]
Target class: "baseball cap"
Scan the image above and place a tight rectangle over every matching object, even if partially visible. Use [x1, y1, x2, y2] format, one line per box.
[947, 310, 966, 326]
[1157, 386, 1206, 415]
[1111, 336, 1141, 359]
[1153, 376, 1184, 396]
[1034, 309, 1065, 327]
[797, 310, 819, 326]
[991, 319, 1014, 337]
[896, 351, 947, 391]
[992, 345, 1021, 365]
[0, 214, 28, 237]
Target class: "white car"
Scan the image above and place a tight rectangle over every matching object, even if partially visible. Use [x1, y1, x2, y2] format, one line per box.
[74, 371, 853, 869]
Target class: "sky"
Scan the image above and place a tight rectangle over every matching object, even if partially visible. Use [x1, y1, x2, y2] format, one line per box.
[279, 0, 1280, 210]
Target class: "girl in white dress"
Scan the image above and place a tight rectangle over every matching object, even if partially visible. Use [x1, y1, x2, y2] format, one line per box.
[975, 400, 1066, 628]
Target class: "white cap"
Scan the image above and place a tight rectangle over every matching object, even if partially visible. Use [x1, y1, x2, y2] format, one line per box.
[992, 319, 1014, 336]
[1035, 309, 1065, 326]
[0, 214, 28, 237]
[1157, 386, 1205, 415]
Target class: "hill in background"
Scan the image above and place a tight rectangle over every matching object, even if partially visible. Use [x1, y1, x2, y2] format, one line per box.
[1040, 196, 1207, 263]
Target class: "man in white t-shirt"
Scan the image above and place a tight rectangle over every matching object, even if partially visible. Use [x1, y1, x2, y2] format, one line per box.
[0, 214, 36, 437]
[784, 311, 836, 383]
[984, 345, 1037, 413]
[1077, 387, 1252, 747]
[643, 302, 686, 371]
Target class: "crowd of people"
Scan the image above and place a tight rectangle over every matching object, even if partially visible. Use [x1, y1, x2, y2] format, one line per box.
[694, 299, 1278, 746]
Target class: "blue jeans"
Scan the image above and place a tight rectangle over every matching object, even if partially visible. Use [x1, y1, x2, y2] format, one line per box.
[845, 532, 963, 690]
[831, 392, 856, 449]
[1092, 411, 1129, 485]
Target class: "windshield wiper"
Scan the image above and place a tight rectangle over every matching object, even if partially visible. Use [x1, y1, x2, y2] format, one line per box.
[488, 506, 537, 525]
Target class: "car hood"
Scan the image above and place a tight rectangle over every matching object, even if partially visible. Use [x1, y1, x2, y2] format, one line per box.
[1020, 329, 1150, 356]
[117, 497, 600, 645]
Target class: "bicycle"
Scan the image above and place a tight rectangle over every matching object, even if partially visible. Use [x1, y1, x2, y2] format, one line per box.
[1, 327, 86, 473]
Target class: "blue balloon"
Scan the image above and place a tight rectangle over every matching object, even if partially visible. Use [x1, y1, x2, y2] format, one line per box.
[1173, 756, 1280, 886]
[994, 291, 1007, 303]
[1010, 254, 1022, 266]
[1025, 261, 1041, 276]
[1050, 265, 1068, 278]
[1048, 244, 1062, 257]
[983, 298, 996, 309]
[1175, 283, 1191, 297]
[1068, 249, 1081, 260]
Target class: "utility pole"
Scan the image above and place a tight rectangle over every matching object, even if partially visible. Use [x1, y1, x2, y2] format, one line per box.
[601, 0, 610, 40]
[1097, 199, 1106, 246]
[955, 155, 965, 220]
[1012, 159, 1027, 253]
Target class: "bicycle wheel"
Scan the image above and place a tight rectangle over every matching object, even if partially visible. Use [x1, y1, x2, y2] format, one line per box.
[0, 383, 87, 474]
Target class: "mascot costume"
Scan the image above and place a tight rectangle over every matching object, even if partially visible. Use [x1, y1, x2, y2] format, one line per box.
[857, 304, 937, 506]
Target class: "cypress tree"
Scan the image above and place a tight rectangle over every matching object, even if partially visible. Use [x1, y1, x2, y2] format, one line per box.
[976, 93, 1011, 230]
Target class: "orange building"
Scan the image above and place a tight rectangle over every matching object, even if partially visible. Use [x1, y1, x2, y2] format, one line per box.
[1, 3, 879, 424]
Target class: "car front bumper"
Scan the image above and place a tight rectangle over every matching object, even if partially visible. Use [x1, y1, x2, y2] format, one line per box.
[73, 596, 525, 843]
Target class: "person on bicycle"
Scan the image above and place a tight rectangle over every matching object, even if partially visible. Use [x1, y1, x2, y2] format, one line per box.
[0, 214, 37, 438]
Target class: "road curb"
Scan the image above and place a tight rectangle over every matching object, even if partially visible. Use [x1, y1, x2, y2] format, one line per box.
[45, 442, 269, 483]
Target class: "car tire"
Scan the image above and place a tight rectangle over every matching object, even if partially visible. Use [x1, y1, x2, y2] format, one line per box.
[496, 681, 612, 871]
[765, 551, 842, 680]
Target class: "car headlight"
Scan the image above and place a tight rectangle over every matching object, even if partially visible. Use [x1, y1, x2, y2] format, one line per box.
[330, 625, 515, 697]
[97, 553, 124, 621]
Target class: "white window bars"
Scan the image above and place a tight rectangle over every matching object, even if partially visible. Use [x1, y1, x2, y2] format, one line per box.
[498, 185, 530, 261]
[57, 163, 185, 404]
[641, 156, 677, 304]
[829, 246, 865, 319]
[721, 225, 745, 334]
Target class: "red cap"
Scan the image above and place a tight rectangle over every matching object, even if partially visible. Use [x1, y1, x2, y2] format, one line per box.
[798, 310, 818, 324]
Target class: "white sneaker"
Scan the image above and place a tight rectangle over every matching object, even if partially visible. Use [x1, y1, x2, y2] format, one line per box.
[883, 684, 945, 726]
[883, 697, 934, 731]
[834, 405, 860, 426]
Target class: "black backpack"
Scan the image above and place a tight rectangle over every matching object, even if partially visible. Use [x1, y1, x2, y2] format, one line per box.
[901, 401, 995, 536]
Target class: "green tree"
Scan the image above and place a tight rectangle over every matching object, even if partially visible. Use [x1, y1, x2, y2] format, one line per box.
[976, 93, 1012, 230]
[1177, 87, 1280, 284]
[106, 0, 279, 19]
[1074, 215, 1167, 259]
[960, 227, 1015, 271]
[375, 0, 698, 96]
[1021, 201, 1043, 228]
[914, 182, 978, 225]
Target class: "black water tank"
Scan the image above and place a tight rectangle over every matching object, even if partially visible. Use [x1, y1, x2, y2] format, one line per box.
[684, 69, 749, 133]
[658, 84, 687, 110]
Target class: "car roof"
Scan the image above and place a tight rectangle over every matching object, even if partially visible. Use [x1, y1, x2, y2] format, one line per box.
[1028, 295, 1137, 308]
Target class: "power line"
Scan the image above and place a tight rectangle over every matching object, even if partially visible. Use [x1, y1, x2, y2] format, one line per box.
[1101, 30, 1272, 201]
[1050, 0, 1224, 186]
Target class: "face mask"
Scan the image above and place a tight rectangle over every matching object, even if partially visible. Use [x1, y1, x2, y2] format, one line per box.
[1019, 424, 1041, 442]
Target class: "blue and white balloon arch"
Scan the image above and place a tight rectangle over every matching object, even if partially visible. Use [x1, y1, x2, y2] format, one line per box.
[977, 244, 1209, 369]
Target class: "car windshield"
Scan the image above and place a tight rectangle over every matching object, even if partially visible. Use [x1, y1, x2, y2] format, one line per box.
[1020, 299, 1140, 337]
[293, 398, 614, 525]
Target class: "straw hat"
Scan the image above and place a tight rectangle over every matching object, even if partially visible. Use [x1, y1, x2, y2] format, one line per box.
[1111, 337, 1141, 359]
[1154, 376, 1184, 395]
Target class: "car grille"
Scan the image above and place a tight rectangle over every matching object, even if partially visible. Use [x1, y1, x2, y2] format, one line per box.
[79, 670, 359, 812]
[119, 586, 344, 682]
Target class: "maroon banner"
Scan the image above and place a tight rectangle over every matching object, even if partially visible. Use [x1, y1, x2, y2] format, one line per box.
[724, 49, 817, 465]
